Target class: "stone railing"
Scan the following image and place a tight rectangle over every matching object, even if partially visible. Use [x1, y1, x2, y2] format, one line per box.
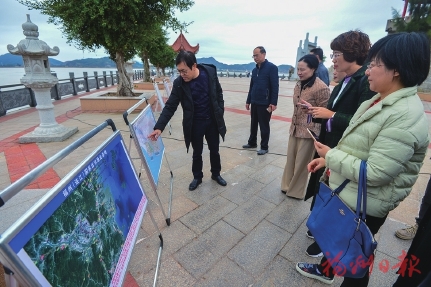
[0, 70, 144, 116]
[217, 71, 289, 80]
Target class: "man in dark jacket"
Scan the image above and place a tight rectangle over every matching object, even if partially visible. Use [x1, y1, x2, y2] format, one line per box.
[148, 51, 227, 191]
[243, 46, 279, 155]
[310, 47, 329, 86]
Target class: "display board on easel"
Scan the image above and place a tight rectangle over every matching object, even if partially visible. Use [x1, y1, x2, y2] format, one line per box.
[125, 103, 174, 226]
[0, 131, 147, 287]
[153, 82, 172, 134]
[129, 104, 165, 192]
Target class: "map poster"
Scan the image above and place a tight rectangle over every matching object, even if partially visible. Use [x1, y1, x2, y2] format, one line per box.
[130, 105, 165, 191]
[0, 131, 147, 287]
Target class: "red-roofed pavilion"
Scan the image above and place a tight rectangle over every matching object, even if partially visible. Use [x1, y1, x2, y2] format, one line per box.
[171, 32, 199, 54]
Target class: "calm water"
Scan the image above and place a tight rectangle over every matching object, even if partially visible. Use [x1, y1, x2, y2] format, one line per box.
[0, 67, 120, 87]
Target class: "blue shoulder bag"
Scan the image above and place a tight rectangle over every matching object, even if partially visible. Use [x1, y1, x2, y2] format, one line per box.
[306, 161, 377, 278]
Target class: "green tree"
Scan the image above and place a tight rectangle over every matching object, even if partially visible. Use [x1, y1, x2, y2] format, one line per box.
[392, 1, 431, 91]
[138, 24, 174, 82]
[149, 43, 176, 77]
[392, 1, 431, 36]
[19, 0, 193, 96]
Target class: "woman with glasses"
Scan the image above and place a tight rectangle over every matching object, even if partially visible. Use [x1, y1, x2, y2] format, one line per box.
[333, 70, 347, 84]
[280, 54, 329, 199]
[297, 32, 430, 287]
[302, 30, 376, 259]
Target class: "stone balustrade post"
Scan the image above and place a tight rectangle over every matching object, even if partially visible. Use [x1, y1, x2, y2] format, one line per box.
[103, 71, 108, 87]
[83, 72, 90, 92]
[110, 71, 114, 85]
[94, 71, 100, 89]
[69, 72, 77, 95]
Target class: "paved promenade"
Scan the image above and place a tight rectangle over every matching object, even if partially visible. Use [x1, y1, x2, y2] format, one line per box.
[1, 77, 431, 286]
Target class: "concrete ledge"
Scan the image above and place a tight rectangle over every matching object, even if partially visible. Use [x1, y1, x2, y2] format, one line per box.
[133, 82, 164, 90]
[80, 91, 156, 113]
[19, 126, 78, 143]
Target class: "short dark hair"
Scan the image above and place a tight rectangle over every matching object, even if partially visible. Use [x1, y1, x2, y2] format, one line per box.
[298, 54, 319, 70]
[330, 30, 371, 65]
[175, 50, 197, 70]
[310, 47, 324, 61]
[255, 46, 266, 54]
[367, 32, 430, 87]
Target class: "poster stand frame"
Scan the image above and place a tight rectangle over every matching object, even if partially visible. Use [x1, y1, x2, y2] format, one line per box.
[123, 98, 174, 226]
[162, 78, 172, 98]
[153, 82, 172, 135]
[0, 120, 163, 287]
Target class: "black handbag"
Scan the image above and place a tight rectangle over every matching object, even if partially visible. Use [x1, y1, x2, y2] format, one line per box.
[306, 161, 377, 278]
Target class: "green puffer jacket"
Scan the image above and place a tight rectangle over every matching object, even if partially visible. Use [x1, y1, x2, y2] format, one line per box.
[325, 86, 429, 218]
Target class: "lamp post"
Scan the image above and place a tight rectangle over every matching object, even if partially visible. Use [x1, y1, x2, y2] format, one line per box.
[7, 14, 78, 143]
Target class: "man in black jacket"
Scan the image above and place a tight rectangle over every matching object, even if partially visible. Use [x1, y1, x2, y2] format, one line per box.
[148, 51, 227, 191]
[243, 46, 279, 155]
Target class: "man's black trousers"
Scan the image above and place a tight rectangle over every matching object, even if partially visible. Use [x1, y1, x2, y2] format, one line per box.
[247, 104, 271, 150]
[191, 117, 221, 179]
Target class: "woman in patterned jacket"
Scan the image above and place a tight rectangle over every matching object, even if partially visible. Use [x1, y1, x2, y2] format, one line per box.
[280, 54, 330, 199]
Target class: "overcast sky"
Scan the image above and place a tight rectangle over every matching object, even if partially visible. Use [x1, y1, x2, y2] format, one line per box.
[1, 0, 403, 67]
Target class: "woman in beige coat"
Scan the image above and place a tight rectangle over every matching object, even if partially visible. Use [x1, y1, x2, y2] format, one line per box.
[281, 54, 330, 199]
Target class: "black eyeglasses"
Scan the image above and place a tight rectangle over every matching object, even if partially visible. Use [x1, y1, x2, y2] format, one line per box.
[177, 69, 189, 75]
[330, 53, 343, 59]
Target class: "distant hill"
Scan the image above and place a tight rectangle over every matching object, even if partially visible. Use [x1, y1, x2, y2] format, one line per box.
[0, 54, 143, 68]
[0, 53, 292, 72]
[198, 57, 293, 74]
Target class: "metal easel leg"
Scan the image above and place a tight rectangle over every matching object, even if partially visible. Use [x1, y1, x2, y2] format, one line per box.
[146, 206, 163, 287]
[4, 266, 18, 287]
[163, 155, 174, 226]
[152, 189, 168, 226]
[129, 135, 145, 178]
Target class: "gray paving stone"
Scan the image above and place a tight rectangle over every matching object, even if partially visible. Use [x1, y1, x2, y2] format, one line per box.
[258, 176, 287, 205]
[183, 178, 228, 206]
[249, 163, 284, 185]
[139, 256, 196, 287]
[310, 276, 343, 287]
[220, 163, 257, 184]
[369, 250, 400, 287]
[279, 220, 321, 264]
[169, 195, 199, 222]
[228, 220, 291, 278]
[173, 220, 244, 278]
[265, 196, 311, 233]
[244, 153, 280, 170]
[141, 199, 171, 235]
[253, 255, 312, 287]
[194, 257, 253, 287]
[223, 195, 276, 233]
[0, 189, 49, 233]
[221, 177, 264, 205]
[271, 155, 288, 169]
[128, 220, 196, 276]
[376, 218, 413, 260]
[179, 195, 237, 234]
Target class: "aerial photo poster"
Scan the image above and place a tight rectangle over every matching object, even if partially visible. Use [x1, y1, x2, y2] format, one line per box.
[130, 105, 165, 190]
[0, 131, 147, 287]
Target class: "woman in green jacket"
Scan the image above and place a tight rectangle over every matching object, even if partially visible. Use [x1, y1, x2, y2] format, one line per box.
[296, 32, 430, 287]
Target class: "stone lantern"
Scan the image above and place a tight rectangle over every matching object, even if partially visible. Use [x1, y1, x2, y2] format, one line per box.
[7, 14, 78, 143]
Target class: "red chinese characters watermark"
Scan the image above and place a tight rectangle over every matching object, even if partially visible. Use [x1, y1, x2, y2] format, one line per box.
[322, 250, 421, 277]
[378, 250, 421, 278]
